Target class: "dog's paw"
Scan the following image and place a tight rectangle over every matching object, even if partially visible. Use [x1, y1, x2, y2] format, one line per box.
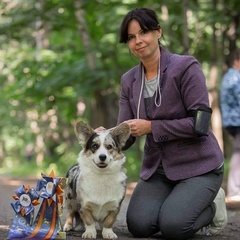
[82, 230, 97, 239]
[102, 228, 117, 239]
[63, 223, 73, 232]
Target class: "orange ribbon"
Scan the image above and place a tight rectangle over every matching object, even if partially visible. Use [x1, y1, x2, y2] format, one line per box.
[26, 200, 47, 238]
[43, 201, 57, 239]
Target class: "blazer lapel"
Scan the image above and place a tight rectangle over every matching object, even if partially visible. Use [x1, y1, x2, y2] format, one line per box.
[150, 49, 172, 119]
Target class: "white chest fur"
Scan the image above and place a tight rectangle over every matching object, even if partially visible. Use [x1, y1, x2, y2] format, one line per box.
[78, 171, 126, 204]
[76, 170, 126, 221]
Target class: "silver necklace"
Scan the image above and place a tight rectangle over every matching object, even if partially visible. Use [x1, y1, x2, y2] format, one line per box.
[154, 59, 162, 107]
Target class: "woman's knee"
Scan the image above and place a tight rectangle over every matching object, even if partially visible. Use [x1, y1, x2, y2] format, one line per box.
[160, 221, 184, 239]
[160, 214, 195, 240]
[127, 212, 158, 238]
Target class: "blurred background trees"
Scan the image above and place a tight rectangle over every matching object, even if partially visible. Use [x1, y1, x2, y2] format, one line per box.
[0, 0, 239, 181]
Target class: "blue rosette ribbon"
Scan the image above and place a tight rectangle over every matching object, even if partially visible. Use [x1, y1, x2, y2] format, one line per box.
[11, 185, 39, 217]
[7, 185, 40, 239]
[36, 171, 62, 206]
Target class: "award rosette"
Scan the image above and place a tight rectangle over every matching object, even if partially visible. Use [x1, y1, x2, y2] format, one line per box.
[7, 185, 40, 239]
[8, 171, 67, 239]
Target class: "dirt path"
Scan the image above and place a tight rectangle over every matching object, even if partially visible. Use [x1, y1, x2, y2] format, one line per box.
[0, 175, 240, 240]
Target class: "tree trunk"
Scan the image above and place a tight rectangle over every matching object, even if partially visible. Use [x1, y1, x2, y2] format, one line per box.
[74, 0, 116, 128]
[208, 0, 223, 152]
[182, 0, 189, 54]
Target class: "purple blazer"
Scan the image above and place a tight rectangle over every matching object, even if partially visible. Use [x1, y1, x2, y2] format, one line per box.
[117, 48, 224, 181]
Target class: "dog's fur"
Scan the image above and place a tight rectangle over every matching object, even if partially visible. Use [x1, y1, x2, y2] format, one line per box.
[63, 121, 130, 239]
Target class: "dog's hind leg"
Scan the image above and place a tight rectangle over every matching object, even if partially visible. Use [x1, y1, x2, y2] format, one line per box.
[74, 212, 84, 231]
[63, 211, 75, 231]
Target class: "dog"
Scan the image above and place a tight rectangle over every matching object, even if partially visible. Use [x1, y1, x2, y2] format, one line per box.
[63, 121, 130, 239]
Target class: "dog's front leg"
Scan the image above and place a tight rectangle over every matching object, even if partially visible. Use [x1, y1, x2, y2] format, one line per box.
[102, 210, 119, 239]
[82, 224, 97, 239]
[80, 208, 97, 239]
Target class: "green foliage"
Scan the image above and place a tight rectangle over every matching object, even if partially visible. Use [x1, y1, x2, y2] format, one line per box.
[0, 0, 239, 181]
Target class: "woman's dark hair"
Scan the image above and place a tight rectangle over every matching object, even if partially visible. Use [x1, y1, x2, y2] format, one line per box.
[119, 8, 161, 43]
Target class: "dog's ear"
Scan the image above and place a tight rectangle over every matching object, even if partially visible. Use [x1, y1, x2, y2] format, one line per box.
[75, 121, 95, 146]
[110, 123, 131, 148]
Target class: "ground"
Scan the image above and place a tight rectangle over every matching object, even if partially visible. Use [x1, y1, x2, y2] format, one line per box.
[0, 175, 240, 240]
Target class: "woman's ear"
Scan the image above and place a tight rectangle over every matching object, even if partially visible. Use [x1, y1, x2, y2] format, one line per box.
[158, 28, 162, 39]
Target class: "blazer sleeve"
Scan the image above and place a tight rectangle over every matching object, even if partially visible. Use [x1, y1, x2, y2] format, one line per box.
[151, 55, 211, 142]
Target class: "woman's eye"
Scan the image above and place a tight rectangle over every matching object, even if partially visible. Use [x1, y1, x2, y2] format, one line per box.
[128, 35, 134, 41]
[141, 30, 148, 35]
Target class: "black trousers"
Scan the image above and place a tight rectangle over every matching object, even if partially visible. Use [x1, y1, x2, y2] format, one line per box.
[127, 165, 224, 240]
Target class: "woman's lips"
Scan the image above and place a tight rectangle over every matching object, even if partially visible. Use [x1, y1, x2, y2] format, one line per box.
[137, 46, 146, 52]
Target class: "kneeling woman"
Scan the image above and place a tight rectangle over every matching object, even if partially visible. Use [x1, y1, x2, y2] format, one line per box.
[117, 7, 227, 240]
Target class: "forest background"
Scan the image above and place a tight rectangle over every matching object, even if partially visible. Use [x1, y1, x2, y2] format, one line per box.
[0, 0, 239, 182]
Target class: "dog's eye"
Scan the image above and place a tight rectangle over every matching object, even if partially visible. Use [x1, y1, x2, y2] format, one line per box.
[106, 145, 113, 150]
[91, 143, 99, 151]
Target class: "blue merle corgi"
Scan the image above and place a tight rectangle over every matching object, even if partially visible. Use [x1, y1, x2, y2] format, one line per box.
[63, 121, 130, 239]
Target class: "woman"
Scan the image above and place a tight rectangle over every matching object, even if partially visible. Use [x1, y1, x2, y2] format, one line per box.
[117, 7, 227, 240]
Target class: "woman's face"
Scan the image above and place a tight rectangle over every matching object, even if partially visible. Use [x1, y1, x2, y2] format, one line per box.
[127, 19, 161, 60]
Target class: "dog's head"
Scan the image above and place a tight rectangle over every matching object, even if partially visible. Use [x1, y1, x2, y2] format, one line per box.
[75, 121, 130, 170]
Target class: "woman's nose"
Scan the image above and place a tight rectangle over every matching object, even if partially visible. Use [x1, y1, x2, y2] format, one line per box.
[135, 34, 142, 44]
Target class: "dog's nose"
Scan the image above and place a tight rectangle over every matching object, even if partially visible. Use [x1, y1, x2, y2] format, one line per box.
[99, 154, 106, 161]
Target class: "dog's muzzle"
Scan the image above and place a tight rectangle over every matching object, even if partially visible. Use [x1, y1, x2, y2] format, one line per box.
[96, 154, 108, 168]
